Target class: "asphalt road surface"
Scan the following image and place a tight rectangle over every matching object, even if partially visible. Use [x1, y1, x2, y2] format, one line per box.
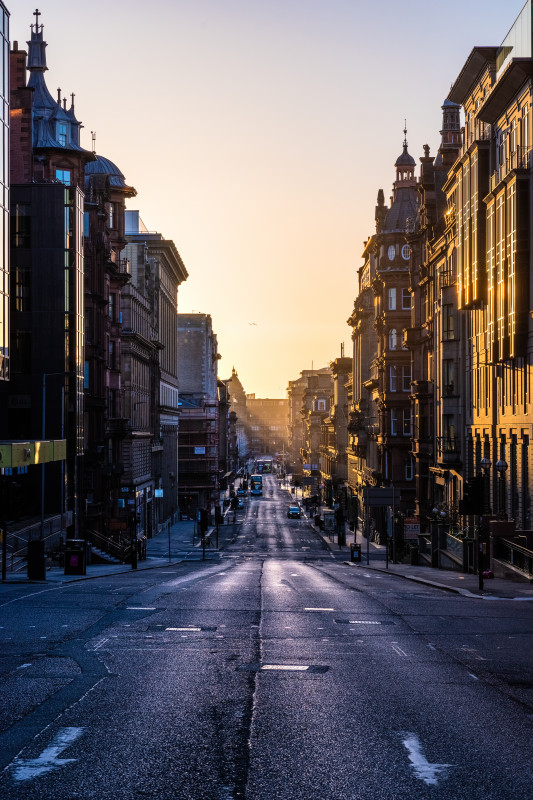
[1, 474, 532, 799]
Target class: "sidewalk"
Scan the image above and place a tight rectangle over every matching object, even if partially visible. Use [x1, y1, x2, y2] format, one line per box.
[1, 515, 233, 586]
[308, 510, 533, 601]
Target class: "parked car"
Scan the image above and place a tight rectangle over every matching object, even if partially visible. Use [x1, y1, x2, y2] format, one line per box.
[237, 488, 246, 496]
[287, 505, 301, 519]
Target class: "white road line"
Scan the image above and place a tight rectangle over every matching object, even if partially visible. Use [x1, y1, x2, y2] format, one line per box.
[125, 607, 156, 611]
[403, 733, 454, 786]
[391, 644, 408, 657]
[16, 663, 32, 670]
[261, 665, 309, 671]
[166, 627, 201, 632]
[92, 638, 109, 651]
[305, 608, 335, 612]
[468, 673, 479, 680]
[10, 727, 86, 782]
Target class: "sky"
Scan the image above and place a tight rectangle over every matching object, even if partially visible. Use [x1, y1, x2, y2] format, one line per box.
[9, 0, 525, 396]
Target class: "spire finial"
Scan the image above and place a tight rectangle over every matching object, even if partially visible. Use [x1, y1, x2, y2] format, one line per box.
[91, 131, 96, 154]
[71, 92, 75, 111]
[57, 87, 61, 103]
[33, 8, 41, 32]
[403, 119, 408, 149]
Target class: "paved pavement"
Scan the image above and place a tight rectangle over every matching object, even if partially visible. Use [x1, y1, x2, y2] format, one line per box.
[1, 515, 233, 585]
[312, 514, 533, 601]
[3, 495, 533, 600]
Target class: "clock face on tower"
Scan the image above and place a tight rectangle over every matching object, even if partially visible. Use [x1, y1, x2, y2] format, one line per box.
[388, 245, 395, 261]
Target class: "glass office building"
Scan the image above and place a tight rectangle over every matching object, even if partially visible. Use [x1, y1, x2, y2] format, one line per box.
[0, 3, 8, 381]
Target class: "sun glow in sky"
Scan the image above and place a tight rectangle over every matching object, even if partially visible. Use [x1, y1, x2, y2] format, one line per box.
[10, 0, 521, 396]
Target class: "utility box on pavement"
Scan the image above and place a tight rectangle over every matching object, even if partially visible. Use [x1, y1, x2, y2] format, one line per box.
[27, 539, 46, 580]
[350, 543, 362, 563]
[64, 539, 87, 576]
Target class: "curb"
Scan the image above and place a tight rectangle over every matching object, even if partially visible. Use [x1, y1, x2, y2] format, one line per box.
[342, 561, 533, 600]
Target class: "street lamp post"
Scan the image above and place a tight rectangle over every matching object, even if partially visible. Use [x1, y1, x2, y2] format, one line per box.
[496, 459, 508, 519]
[479, 458, 492, 593]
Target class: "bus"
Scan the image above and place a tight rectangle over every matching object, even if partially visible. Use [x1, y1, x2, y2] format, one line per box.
[250, 474, 263, 495]
[256, 458, 273, 474]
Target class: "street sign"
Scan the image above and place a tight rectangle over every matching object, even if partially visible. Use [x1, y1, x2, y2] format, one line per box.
[363, 487, 401, 507]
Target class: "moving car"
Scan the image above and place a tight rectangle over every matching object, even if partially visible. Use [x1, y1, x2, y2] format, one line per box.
[237, 498, 244, 509]
[287, 504, 301, 519]
[237, 488, 246, 496]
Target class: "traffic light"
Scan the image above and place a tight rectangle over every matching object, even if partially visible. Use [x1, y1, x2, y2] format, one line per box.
[128, 510, 136, 527]
[459, 476, 484, 515]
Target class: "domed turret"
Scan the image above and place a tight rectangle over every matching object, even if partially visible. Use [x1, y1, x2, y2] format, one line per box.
[85, 154, 136, 197]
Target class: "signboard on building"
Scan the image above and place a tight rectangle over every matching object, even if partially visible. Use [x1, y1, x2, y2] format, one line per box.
[154, 489, 163, 498]
[194, 446, 206, 455]
[404, 518, 420, 540]
[363, 487, 401, 507]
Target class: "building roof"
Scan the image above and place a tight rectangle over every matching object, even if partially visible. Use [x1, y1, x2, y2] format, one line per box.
[26, 14, 94, 159]
[395, 143, 416, 168]
[85, 154, 133, 189]
[448, 47, 499, 105]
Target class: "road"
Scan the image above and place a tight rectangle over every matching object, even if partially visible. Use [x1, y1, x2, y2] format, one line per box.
[1, 474, 532, 799]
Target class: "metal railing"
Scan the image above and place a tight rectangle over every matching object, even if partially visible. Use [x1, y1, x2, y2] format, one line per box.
[86, 528, 128, 563]
[490, 146, 532, 191]
[493, 537, 533, 580]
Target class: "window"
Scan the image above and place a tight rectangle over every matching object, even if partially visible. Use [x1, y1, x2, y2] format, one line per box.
[57, 122, 67, 147]
[405, 458, 414, 481]
[402, 408, 412, 436]
[391, 408, 399, 436]
[401, 244, 411, 261]
[56, 169, 71, 186]
[443, 305, 455, 340]
[402, 365, 411, 392]
[84, 211, 90, 238]
[388, 288, 396, 310]
[402, 288, 411, 310]
[14, 265, 31, 312]
[388, 245, 396, 261]
[389, 329, 398, 350]
[12, 203, 31, 248]
[108, 293, 116, 321]
[389, 365, 398, 392]
[107, 202, 114, 229]
[443, 359, 455, 395]
[442, 414, 456, 451]
[317, 399, 326, 411]
[108, 388, 117, 418]
[108, 340, 116, 370]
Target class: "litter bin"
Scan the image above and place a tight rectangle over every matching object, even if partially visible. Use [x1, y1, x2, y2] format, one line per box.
[410, 543, 419, 566]
[64, 539, 87, 576]
[350, 543, 362, 563]
[27, 539, 46, 581]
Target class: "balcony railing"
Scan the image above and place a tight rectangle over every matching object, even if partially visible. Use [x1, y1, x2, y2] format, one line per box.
[493, 537, 533, 579]
[490, 146, 532, 191]
[438, 436, 460, 454]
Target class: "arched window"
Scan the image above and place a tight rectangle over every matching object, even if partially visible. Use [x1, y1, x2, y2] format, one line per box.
[389, 328, 398, 350]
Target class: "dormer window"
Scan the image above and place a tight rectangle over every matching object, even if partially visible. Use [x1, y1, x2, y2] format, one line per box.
[56, 169, 71, 186]
[57, 122, 67, 147]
